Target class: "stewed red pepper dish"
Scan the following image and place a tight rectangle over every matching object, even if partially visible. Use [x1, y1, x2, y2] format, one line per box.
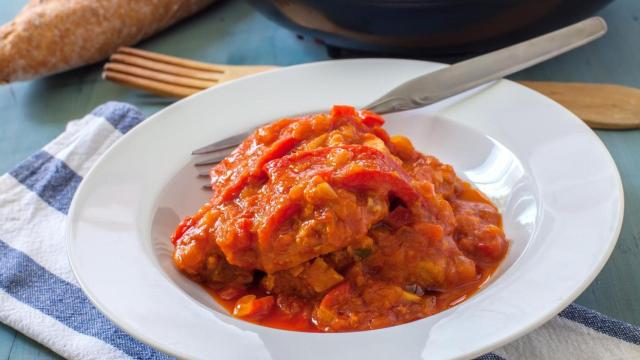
[171, 105, 508, 332]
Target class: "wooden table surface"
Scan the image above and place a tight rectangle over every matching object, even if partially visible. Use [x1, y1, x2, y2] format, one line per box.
[1, 0, 639, 358]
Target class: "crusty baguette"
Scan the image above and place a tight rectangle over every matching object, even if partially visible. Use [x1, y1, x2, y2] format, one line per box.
[0, 0, 216, 82]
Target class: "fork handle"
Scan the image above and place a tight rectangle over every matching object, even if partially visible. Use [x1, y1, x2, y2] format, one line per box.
[519, 81, 640, 129]
[365, 17, 607, 114]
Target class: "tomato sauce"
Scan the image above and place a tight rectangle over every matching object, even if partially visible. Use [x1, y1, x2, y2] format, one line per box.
[207, 261, 499, 332]
[172, 105, 508, 332]
[206, 287, 321, 332]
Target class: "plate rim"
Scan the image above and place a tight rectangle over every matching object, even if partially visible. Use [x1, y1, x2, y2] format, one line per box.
[66, 58, 625, 359]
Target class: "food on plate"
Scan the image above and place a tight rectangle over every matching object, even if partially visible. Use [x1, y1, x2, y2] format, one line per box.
[171, 105, 508, 332]
[0, 0, 216, 82]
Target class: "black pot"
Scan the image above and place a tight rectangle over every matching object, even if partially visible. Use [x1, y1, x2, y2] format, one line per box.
[247, 0, 614, 55]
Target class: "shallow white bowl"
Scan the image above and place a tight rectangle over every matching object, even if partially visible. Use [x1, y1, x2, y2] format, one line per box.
[67, 59, 623, 360]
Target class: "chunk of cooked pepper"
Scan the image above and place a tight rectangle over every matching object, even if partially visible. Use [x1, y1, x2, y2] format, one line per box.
[359, 110, 385, 128]
[233, 295, 275, 320]
[301, 258, 344, 293]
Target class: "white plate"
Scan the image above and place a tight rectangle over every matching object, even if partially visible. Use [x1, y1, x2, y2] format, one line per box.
[67, 59, 623, 360]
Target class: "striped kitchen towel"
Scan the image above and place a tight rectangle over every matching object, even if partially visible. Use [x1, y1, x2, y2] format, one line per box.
[0, 102, 638, 360]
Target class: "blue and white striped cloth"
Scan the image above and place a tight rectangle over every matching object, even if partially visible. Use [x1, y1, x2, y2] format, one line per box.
[0, 102, 638, 360]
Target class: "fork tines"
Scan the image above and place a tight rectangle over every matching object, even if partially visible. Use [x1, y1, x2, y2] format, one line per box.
[191, 130, 254, 155]
[194, 148, 235, 166]
[102, 47, 221, 98]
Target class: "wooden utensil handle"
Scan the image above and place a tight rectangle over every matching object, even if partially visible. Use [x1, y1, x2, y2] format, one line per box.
[517, 81, 640, 129]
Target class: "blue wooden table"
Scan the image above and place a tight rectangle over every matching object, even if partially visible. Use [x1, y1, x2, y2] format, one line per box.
[0, 0, 638, 358]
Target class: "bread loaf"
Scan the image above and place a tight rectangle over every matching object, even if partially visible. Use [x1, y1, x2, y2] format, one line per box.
[0, 0, 216, 82]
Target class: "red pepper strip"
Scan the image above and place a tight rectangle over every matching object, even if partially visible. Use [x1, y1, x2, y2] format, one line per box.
[253, 136, 298, 177]
[211, 173, 249, 205]
[209, 119, 299, 204]
[360, 110, 385, 127]
[209, 109, 389, 205]
[262, 144, 426, 217]
[334, 167, 421, 206]
[331, 105, 357, 118]
[171, 216, 193, 245]
[319, 282, 351, 309]
[211, 136, 299, 204]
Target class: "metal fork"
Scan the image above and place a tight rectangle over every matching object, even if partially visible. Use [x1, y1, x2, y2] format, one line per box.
[191, 17, 606, 172]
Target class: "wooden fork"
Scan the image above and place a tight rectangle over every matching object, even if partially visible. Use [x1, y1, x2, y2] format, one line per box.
[103, 47, 276, 98]
[103, 47, 640, 131]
